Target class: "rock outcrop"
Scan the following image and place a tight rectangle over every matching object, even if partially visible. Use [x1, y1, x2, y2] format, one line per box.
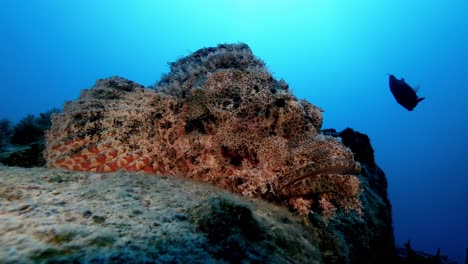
[1, 43, 398, 263]
[323, 128, 396, 263]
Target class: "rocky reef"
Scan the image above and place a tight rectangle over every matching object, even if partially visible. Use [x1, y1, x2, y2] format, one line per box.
[1, 43, 430, 263]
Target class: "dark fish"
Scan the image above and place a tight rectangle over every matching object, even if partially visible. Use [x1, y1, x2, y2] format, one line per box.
[388, 74, 425, 111]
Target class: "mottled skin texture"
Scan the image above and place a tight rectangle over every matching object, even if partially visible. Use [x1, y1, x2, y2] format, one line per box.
[45, 44, 362, 219]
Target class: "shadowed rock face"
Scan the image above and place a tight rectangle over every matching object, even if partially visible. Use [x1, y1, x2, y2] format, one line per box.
[44, 43, 362, 219]
[323, 127, 396, 263]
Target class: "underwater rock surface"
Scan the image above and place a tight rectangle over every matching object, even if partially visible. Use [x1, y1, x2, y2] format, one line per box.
[0, 44, 405, 263]
[323, 128, 395, 263]
[0, 165, 324, 263]
[0, 124, 400, 263]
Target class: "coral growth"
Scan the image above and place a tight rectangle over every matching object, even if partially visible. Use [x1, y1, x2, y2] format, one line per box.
[0, 109, 60, 167]
[0, 118, 12, 149]
[45, 43, 362, 219]
[10, 108, 60, 146]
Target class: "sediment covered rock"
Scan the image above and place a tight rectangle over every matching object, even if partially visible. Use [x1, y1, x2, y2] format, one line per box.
[0, 165, 324, 263]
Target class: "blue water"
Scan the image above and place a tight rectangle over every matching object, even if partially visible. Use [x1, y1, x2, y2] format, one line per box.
[1, 1, 467, 262]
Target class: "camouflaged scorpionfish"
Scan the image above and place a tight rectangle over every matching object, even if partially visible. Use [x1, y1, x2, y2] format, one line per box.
[45, 43, 362, 220]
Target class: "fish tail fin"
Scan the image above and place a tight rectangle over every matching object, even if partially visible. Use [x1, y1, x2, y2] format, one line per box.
[417, 97, 425, 103]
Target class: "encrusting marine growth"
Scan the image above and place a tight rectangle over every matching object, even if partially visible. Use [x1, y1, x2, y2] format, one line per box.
[44, 43, 362, 220]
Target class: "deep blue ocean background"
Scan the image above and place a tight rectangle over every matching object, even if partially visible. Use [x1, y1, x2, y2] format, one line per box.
[1, 1, 467, 262]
